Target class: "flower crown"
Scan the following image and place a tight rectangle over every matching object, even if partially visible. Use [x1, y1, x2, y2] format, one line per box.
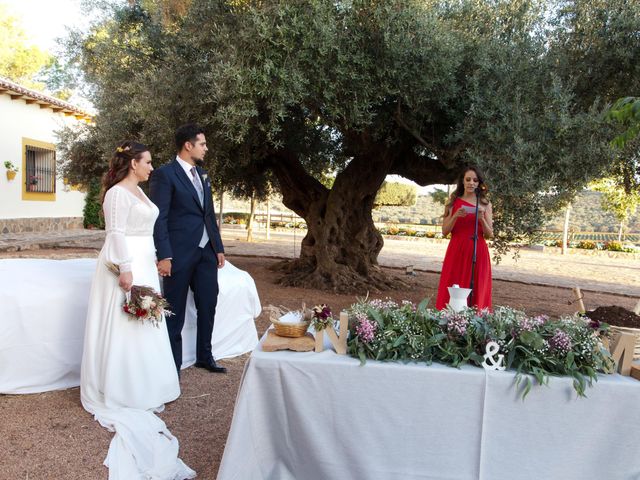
[116, 146, 131, 153]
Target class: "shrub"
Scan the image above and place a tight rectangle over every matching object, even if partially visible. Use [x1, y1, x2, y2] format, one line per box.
[604, 241, 624, 251]
[225, 212, 251, 223]
[387, 226, 400, 236]
[576, 240, 597, 250]
[83, 180, 104, 229]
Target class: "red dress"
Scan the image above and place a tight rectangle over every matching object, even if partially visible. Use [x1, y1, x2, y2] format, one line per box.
[435, 198, 492, 311]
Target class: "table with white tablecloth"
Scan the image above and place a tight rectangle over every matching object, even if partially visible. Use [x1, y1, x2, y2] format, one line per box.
[217, 333, 640, 480]
[0, 258, 260, 394]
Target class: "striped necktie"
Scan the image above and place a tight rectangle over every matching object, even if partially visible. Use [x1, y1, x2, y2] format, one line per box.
[190, 166, 204, 206]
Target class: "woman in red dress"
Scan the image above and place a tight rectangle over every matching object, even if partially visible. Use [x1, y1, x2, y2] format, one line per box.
[435, 166, 494, 311]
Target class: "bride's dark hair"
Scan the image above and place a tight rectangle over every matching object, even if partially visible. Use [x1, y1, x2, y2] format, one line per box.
[101, 141, 149, 203]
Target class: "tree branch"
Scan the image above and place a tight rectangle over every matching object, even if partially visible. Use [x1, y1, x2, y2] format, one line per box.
[394, 102, 432, 150]
[265, 150, 328, 218]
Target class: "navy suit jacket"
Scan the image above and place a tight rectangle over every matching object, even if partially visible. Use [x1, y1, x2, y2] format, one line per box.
[150, 160, 224, 265]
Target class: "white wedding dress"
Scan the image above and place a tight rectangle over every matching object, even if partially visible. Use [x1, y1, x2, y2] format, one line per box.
[81, 185, 195, 480]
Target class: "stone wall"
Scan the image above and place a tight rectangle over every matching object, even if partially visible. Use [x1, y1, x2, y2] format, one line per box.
[0, 217, 84, 234]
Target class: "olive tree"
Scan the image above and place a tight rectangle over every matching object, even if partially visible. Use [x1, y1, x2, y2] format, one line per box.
[62, 0, 638, 290]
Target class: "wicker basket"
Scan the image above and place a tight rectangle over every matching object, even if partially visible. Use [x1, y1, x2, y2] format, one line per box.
[271, 319, 311, 338]
[610, 325, 640, 360]
[265, 304, 312, 338]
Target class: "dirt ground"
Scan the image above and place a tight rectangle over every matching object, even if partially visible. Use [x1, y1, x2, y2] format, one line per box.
[0, 253, 637, 480]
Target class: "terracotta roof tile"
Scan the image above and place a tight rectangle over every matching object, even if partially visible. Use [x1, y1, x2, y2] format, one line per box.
[0, 76, 92, 119]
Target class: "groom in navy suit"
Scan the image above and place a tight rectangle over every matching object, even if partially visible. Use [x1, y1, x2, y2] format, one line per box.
[150, 123, 227, 374]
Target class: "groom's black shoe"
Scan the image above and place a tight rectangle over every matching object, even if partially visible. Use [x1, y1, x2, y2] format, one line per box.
[194, 358, 227, 374]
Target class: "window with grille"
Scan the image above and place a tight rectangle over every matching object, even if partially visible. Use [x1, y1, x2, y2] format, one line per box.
[25, 144, 56, 193]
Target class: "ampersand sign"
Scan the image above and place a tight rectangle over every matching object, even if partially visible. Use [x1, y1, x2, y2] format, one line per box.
[482, 341, 506, 371]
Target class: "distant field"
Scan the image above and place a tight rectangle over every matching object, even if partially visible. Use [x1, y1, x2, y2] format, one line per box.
[229, 213, 640, 245]
[539, 231, 640, 244]
[222, 190, 640, 235]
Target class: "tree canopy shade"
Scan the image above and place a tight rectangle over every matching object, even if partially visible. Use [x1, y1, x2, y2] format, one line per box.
[61, 0, 640, 291]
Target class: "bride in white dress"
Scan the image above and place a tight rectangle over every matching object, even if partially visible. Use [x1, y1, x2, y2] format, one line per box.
[80, 141, 195, 479]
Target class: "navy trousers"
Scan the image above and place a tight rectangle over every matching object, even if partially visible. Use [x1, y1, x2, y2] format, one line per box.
[163, 243, 219, 373]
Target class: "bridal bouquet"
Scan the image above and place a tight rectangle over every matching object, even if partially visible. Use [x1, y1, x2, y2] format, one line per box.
[105, 262, 172, 327]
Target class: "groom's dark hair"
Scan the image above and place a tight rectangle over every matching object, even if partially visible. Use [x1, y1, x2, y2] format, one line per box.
[175, 123, 205, 151]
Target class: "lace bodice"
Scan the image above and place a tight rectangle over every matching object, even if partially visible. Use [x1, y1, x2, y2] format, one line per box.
[102, 185, 159, 272]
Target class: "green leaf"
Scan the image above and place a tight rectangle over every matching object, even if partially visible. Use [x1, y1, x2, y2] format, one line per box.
[417, 298, 430, 314]
[358, 350, 367, 366]
[469, 352, 484, 366]
[369, 309, 385, 328]
[519, 331, 545, 350]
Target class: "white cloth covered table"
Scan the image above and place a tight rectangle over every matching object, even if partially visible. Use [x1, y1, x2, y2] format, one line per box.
[217, 332, 640, 480]
[0, 258, 260, 394]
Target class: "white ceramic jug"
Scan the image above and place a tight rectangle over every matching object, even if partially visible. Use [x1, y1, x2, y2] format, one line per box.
[447, 284, 471, 312]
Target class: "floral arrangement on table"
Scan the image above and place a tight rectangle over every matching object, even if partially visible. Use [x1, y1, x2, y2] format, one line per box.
[311, 304, 335, 331]
[105, 262, 172, 327]
[347, 298, 614, 397]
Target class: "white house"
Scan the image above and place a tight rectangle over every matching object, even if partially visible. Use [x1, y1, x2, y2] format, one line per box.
[0, 76, 92, 234]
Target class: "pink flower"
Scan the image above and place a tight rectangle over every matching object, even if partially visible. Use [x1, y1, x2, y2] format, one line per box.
[355, 315, 377, 343]
[549, 330, 572, 354]
[446, 314, 468, 336]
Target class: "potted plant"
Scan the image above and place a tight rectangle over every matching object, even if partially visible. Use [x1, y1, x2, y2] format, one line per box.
[4, 161, 18, 181]
[28, 175, 39, 191]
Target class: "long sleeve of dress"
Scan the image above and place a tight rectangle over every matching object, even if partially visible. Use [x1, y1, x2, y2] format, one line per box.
[102, 187, 132, 272]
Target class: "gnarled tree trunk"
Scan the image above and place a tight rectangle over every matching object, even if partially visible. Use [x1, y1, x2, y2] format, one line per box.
[268, 148, 405, 292]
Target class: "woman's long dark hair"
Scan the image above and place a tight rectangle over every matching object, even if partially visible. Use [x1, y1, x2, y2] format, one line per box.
[444, 165, 489, 217]
[101, 141, 149, 203]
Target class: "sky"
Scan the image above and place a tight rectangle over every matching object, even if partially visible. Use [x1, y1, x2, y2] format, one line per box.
[1, 0, 88, 52]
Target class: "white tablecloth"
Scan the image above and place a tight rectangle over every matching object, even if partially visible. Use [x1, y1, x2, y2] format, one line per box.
[217, 333, 640, 480]
[0, 258, 260, 394]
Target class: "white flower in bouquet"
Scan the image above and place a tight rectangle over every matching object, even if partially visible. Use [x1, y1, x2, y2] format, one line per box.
[140, 295, 153, 310]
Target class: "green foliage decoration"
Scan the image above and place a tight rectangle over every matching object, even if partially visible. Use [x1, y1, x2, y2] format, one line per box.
[348, 299, 614, 398]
